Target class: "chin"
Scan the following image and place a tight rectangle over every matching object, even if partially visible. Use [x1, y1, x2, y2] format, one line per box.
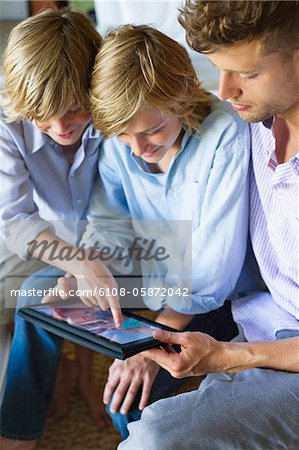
[238, 110, 271, 123]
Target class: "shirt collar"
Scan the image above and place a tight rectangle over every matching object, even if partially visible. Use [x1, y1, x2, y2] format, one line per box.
[23, 120, 49, 153]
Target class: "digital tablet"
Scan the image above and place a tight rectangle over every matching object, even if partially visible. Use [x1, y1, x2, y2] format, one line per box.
[18, 300, 175, 360]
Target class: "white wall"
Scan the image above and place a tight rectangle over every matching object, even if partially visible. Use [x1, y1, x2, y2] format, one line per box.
[94, 0, 219, 93]
[0, 0, 28, 20]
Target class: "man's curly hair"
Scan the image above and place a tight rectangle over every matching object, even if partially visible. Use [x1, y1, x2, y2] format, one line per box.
[179, 1, 299, 57]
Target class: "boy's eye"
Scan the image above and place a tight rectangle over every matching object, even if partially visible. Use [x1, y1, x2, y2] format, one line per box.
[68, 107, 81, 114]
[147, 127, 163, 136]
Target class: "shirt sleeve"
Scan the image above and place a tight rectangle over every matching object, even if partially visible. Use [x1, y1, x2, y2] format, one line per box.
[166, 115, 251, 313]
[0, 121, 54, 259]
[80, 145, 135, 273]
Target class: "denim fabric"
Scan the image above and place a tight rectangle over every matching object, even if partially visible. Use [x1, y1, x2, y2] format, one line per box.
[119, 329, 299, 450]
[0, 266, 65, 440]
[107, 302, 238, 439]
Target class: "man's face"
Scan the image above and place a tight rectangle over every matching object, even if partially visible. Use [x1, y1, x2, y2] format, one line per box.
[208, 40, 299, 122]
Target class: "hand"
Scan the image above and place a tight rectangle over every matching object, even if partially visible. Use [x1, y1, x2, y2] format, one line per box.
[103, 355, 160, 414]
[42, 273, 76, 303]
[142, 329, 227, 378]
[42, 264, 122, 328]
[72, 258, 122, 327]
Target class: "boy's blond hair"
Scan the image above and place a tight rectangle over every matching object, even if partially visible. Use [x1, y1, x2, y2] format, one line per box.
[2, 8, 102, 122]
[91, 25, 212, 138]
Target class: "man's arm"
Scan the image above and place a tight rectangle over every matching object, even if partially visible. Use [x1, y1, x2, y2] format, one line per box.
[142, 329, 299, 378]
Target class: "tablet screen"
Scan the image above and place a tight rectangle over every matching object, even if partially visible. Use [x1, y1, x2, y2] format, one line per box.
[31, 304, 161, 344]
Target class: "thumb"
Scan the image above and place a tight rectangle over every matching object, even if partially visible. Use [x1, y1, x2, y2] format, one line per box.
[152, 329, 184, 345]
[42, 290, 61, 304]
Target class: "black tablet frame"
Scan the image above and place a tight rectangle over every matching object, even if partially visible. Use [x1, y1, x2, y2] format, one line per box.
[18, 299, 175, 360]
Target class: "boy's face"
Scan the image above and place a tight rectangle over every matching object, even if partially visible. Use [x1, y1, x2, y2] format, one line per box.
[33, 108, 91, 147]
[208, 39, 299, 123]
[118, 108, 183, 168]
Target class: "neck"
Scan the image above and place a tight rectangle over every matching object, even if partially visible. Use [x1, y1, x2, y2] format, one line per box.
[61, 139, 82, 165]
[273, 113, 299, 164]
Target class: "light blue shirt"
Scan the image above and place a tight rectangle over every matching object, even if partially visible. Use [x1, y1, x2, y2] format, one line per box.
[0, 114, 102, 260]
[82, 99, 251, 313]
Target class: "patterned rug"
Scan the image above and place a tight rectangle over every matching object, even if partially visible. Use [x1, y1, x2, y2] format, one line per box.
[37, 350, 121, 450]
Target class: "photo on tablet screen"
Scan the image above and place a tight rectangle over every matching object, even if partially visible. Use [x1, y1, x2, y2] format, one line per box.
[32, 304, 161, 345]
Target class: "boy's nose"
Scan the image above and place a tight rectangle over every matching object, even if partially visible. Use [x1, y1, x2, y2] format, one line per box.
[131, 136, 149, 156]
[50, 117, 72, 134]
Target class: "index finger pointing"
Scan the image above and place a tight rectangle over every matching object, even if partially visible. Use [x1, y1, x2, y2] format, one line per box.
[111, 305, 122, 328]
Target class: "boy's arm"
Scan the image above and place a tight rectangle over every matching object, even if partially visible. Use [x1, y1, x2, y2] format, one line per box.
[29, 229, 122, 327]
[154, 307, 194, 330]
[166, 117, 251, 315]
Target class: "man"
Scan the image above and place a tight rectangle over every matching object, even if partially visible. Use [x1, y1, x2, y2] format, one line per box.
[118, 1, 299, 449]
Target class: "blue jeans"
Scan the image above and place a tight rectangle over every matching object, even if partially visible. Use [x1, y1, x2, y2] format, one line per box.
[107, 302, 238, 439]
[0, 266, 65, 440]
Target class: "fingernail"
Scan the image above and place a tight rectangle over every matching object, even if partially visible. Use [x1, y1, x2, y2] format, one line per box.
[153, 330, 162, 337]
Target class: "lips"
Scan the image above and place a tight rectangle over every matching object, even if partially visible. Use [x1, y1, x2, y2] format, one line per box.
[57, 130, 75, 139]
[142, 147, 160, 158]
[231, 103, 251, 111]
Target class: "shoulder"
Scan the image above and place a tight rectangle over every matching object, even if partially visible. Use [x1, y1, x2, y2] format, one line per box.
[0, 111, 26, 153]
[197, 97, 250, 157]
[202, 96, 249, 135]
[100, 136, 130, 166]
[0, 109, 28, 141]
[0, 111, 47, 155]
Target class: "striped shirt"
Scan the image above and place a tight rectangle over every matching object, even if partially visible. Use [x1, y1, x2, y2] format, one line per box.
[232, 119, 299, 341]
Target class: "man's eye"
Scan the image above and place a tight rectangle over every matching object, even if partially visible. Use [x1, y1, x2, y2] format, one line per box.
[241, 74, 259, 80]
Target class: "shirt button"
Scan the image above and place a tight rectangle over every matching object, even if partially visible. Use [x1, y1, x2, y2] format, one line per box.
[76, 198, 82, 203]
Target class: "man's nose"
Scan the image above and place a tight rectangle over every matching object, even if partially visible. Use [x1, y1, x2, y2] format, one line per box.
[218, 71, 242, 101]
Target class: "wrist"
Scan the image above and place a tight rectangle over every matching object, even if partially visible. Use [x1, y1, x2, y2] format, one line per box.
[220, 341, 257, 373]
[155, 308, 193, 331]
